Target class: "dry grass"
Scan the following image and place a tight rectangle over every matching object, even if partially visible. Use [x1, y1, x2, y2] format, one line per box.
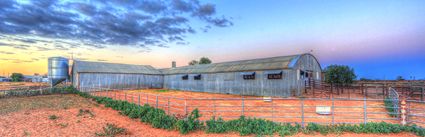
[0, 94, 94, 114]
[0, 82, 48, 90]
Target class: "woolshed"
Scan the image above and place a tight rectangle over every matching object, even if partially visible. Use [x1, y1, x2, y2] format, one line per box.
[71, 53, 321, 97]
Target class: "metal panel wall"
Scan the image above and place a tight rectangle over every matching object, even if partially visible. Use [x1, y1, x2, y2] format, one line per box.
[77, 73, 163, 90]
[163, 69, 299, 97]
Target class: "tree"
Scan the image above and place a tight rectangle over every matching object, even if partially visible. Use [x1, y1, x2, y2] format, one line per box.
[188, 57, 212, 65]
[396, 76, 405, 81]
[188, 60, 199, 65]
[324, 65, 356, 94]
[10, 73, 24, 82]
[199, 57, 212, 64]
[359, 77, 372, 81]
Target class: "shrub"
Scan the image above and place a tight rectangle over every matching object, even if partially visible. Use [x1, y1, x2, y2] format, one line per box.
[176, 109, 203, 134]
[206, 116, 227, 133]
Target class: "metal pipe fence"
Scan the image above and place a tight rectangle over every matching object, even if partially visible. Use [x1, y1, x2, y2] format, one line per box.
[82, 87, 418, 127]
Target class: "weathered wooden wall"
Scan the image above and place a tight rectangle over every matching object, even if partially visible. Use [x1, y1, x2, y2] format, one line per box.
[76, 73, 163, 91]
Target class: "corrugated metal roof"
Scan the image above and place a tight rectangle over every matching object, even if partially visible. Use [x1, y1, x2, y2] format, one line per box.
[162, 54, 302, 74]
[73, 61, 161, 74]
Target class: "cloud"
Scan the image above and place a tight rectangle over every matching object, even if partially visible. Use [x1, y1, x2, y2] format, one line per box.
[12, 38, 38, 43]
[96, 59, 108, 62]
[0, 42, 9, 46]
[0, 0, 232, 48]
[36, 46, 52, 51]
[0, 51, 14, 54]
[53, 44, 69, 50]
[12, 44, 30, 50]
[0, 58, 33, 63]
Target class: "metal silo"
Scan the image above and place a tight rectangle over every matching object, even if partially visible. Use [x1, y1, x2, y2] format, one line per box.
[48, 57, 69, 86]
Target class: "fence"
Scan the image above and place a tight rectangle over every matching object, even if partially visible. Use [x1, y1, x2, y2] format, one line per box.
[84, 87, 410, 127]
[0, 86, 73, 98]
[407, 100, 425, 127]
[386, 87, 400, 117]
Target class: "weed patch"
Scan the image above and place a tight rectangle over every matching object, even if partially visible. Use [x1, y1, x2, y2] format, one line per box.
[95, 123, 127, 137]
[77, 109, 95, 117]
[49, 115, 58, 120]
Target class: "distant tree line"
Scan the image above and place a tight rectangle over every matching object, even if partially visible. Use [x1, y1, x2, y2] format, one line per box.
[188, 57, 212, 65]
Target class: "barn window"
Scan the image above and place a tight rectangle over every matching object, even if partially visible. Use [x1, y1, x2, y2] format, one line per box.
[182, 75, 188, 80]
[194, 74, 202, 80]
[267, 71, 283, 79]
[300, 70, 305, 79]
[242, 72, 255, 80]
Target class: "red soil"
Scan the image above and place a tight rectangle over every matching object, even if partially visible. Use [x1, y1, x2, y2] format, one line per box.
[0, 94, 420, 137]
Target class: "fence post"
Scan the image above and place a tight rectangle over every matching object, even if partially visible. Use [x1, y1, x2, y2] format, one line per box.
[132, 93, 134, 103]
[400, 98, 407, 125]
[146, 94, 149, 105]
[421, 87, 424, 101]
[185, 99, 188, 115]
[156, 95, 158, 108]
[332, 97, 335, 125]
[138, 94, 141, 106]
[213, 99, 216, 117]
[125, 93, 127, 101]
[272, 99, 274, 122]
[168, 98, 170, 114]
[242, 97, 245, 116]
[301, 98, 305, 128]
[115, 92, 116, 100]
[363, 96, 367, 124]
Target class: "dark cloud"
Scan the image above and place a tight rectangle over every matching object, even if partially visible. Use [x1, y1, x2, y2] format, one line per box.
[0, 42, 9, 46]
[0, 0, 232, 48]
[12, 44, 30, 50]
[0, 51, 14, 54]
[13, 38, 37, 43]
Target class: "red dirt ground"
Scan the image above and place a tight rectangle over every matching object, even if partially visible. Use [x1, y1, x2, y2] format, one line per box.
[0, 94, 420, 137]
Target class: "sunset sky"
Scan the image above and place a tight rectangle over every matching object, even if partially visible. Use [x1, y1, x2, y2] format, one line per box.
[0, 0, 424, 80]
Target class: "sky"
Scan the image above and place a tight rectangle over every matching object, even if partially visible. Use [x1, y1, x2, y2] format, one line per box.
[0, 0, 424, 80]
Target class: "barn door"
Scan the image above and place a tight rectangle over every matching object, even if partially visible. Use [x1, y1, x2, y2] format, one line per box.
[305, 71, 314, 87]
